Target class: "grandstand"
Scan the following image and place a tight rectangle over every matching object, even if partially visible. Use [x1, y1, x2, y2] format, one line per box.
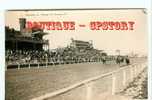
[70, 38, 93, 50]
[5, 18, 50, 66]
[5, 19, 109, 68]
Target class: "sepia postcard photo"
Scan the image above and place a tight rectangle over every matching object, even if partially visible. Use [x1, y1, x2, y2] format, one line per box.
[5, 9, 148, 100]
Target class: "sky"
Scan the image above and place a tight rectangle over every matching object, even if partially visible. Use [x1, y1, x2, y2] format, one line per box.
[5, 9, 148, 55]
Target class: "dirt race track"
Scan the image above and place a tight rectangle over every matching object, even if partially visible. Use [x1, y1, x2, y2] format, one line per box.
[5, 58, 147, 100]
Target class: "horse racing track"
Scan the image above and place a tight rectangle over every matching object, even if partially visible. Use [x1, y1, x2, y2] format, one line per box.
[5, 58, 146, 100]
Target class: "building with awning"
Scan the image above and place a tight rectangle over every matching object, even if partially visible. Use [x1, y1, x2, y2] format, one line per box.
[5, 18, 49, 51]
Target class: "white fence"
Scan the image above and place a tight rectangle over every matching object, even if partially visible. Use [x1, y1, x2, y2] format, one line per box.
[31, 62, 147, 100]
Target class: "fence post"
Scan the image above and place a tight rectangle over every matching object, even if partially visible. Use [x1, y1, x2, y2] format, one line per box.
[28, 63, 30, 69]
[112, 73, 116, 95]
[38, 63, 39, 68]
[123, 69, 126, 87]
[134, 65, 137, 77]
[132, 65, 135, 78]
[140, 64, 142, 72]
[46, 61, 48, 68]
[86, 82, 93, 100]
[18, 63, 20, 70]
[130, 65, 133, 82]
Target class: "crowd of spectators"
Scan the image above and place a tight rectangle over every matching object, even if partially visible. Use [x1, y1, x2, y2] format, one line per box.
[5, 47, 114, 65]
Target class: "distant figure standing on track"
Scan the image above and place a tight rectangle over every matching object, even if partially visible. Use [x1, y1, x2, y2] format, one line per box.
[125, 56, 130, 65]
[116, 56, 122, 64]
[102, 56, 106, 64]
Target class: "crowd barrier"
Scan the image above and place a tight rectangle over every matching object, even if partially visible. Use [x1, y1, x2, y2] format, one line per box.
[29, 62, 147, 100]
[6, 60, 113, 70]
